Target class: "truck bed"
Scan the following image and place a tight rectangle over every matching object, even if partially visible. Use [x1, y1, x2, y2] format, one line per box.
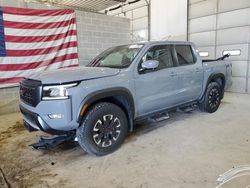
[202, 59, 232, 90]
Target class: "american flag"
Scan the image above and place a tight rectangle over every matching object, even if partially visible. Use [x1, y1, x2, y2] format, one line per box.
[0, 7, 79, 86]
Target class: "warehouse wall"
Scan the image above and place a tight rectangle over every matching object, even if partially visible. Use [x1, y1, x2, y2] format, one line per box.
[0, 0, 130, 114]
[106, 0, 149, 42]
[106, 0, 188, 42]
[151, 0, 187, 41]
[188, 0, 250, 93]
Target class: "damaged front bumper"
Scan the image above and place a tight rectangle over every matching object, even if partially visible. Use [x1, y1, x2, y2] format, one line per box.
[20, 105, 67, 135]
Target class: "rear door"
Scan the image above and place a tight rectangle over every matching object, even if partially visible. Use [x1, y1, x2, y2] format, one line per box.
[134, 45, 180, 116]
[173, 44, 203, 102]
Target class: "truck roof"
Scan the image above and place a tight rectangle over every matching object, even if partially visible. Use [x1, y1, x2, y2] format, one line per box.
[119, 41, 195, 48]
[137, 40, 195, 46]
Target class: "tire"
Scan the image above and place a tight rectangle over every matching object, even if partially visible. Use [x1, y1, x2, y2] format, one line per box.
[76, 102, 128, 156]
[199, 82, 222, 113]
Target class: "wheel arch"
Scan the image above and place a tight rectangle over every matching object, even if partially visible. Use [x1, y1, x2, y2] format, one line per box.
[77, 87, 135, 132]
[200, 73, 225, 101]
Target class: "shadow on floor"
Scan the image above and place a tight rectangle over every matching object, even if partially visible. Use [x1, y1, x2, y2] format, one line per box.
[41, 108, 203, 153]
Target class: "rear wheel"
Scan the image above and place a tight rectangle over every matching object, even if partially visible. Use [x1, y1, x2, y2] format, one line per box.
[76, 102, 128, 156]
[199, 82, 222, 113]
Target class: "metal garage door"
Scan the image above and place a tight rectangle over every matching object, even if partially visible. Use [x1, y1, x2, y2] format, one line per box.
[188, 0, 250, 93]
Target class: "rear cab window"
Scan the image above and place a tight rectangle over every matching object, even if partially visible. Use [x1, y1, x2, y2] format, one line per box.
[175, 45, 196, 66]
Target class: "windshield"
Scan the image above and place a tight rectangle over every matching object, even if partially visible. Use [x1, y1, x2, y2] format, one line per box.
[87, 44, 143, 68]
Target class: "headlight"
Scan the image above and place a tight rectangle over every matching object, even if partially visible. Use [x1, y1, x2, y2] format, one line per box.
[42, 83, 78, 100]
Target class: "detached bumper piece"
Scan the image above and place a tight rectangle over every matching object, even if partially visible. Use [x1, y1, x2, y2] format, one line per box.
[31, 134, 75, 150]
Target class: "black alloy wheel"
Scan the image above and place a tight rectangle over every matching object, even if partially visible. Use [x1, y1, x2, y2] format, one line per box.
[208, 87, 220, 110]
[199, 82, 222, 113]
[77, 102, 128, 156]
[92, 114, 121, 148]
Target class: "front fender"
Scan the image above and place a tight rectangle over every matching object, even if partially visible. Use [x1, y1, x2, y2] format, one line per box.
[76, 87, 135, 130]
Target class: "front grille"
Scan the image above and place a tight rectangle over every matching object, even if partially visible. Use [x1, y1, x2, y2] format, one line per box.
[20, 79, 42, 107]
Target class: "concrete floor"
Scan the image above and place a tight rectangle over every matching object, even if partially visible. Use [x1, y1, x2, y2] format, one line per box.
[0, 92, 250, 188]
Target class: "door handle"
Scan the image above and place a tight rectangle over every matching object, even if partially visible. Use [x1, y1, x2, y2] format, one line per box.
[170, 72, 177, 77]
[195, 68, 202, 73]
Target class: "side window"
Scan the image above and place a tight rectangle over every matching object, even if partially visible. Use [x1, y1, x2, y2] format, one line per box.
[175, 45, 195, 66]
[141, 45, 174, 71]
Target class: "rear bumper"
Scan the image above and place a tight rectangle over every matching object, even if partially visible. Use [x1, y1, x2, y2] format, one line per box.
[20, 105, 68, 135]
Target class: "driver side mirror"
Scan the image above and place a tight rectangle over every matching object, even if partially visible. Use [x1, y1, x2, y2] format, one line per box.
[139, 60, 159, 73]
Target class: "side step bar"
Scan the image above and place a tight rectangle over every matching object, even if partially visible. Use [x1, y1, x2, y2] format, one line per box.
[148, 112, 170, 122]
[146, 104, 197, 123]
[177, 104, 197, 113]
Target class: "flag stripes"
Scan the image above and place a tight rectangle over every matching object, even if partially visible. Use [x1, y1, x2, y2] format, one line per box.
[3, 7, 74, 16]
[0, 6, 79, 86]
[0, 53, 78, 70]
[6, 35, 78, 50]
[5, 30, 77, 43]
[4, 18, 76, 29]
[0, 47, 78, 64]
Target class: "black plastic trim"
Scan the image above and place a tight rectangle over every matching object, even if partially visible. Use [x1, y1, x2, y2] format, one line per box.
[202, 53, 230, 63]
[23, 120, 39, 132]
[206, 73, 225, 89]
[77, 87, 135, 131]
[20, 105, 68, 135]
[200, 73, 225, 102]
[20, 79, 42, 107]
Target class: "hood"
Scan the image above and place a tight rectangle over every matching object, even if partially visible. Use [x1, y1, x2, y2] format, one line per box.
[28, 66, 120, 84]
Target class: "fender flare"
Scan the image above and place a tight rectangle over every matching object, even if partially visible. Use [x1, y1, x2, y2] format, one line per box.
[77, 87, 135, 130]
[207, 73, 225, 87]
[200, 73, 225, 101]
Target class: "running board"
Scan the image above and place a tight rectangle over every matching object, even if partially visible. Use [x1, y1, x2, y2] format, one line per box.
[148, 112, 170, 122]
[177, 104, 197, 113]
[30, 134, 75, 150]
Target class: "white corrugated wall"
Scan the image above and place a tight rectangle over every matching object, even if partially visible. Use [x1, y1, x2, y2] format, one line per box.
[188, 0, 250, 93]
[105, 0, 188, 42]
[105, 0, 149, 42]
[151, 0, 187, 41]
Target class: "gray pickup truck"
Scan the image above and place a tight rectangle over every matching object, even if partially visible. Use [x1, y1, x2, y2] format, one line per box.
[19, 41, 232, 156]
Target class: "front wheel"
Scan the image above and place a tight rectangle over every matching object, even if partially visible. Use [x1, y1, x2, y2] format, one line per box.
[199, 82, 222, 113]
[76, 102, 128, 156]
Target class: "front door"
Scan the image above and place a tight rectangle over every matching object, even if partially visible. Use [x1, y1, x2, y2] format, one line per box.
[134, 45, 180, 116]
